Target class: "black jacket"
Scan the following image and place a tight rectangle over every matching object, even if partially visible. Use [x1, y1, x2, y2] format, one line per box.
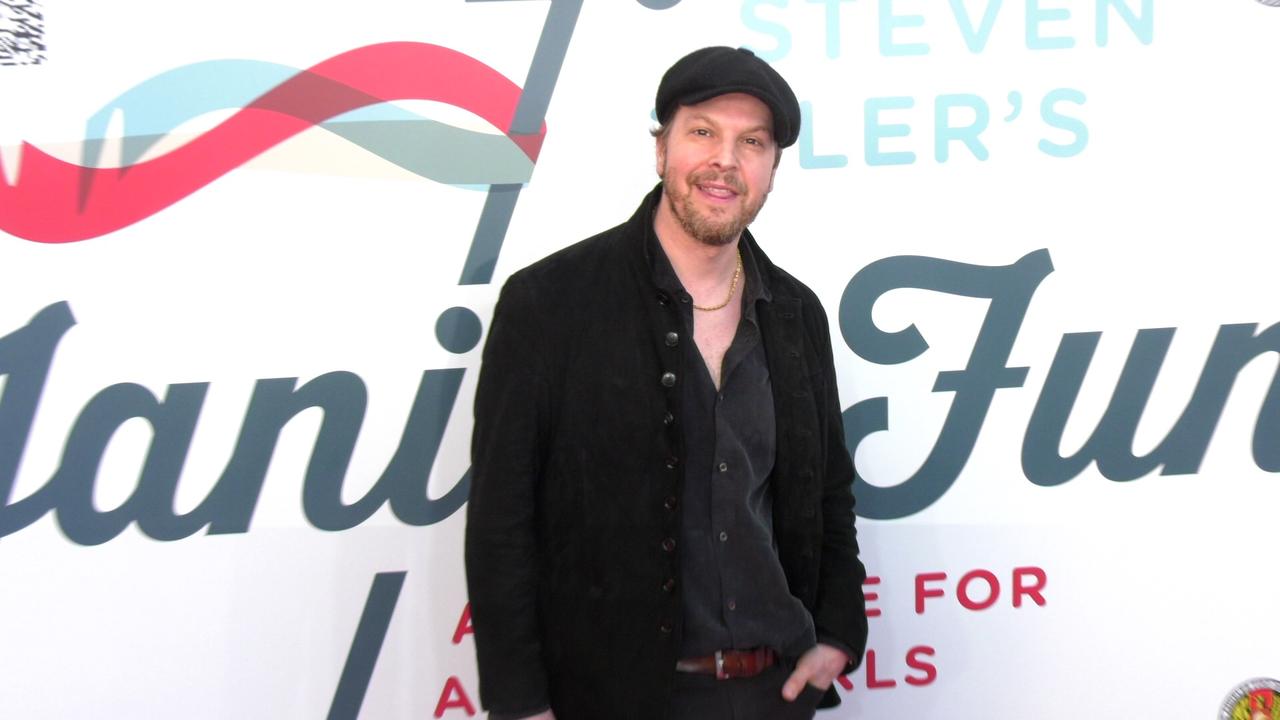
[465, 186, 868, 719]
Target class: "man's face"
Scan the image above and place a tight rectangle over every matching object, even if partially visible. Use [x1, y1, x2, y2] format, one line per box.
[656, 92, 778, 247]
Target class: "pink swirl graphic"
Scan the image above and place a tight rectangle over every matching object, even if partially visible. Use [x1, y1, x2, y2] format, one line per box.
[0, 42, 545, 243]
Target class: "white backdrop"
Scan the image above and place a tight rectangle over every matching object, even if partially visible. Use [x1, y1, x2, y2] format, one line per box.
[1, 1, 1278, 718]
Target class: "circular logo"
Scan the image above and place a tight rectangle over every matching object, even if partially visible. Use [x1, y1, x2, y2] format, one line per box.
[1220, 678, 1280, 720]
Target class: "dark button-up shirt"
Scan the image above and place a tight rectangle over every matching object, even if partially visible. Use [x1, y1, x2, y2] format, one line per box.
[648, 235, 817, 661]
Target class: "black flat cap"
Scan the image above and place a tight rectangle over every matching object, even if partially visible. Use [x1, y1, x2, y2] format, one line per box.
[655, 46, 801, 148]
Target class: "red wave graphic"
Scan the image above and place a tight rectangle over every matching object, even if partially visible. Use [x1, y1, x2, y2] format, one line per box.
[0, 42, 545, 243]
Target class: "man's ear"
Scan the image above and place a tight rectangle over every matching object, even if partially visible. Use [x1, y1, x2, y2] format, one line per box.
[655, 137, 666, 178]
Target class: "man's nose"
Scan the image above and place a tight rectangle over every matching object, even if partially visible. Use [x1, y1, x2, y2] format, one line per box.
[709, 138, 739, 169]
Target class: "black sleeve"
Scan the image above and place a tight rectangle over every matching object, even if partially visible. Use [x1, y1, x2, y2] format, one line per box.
[465, 274, 554, 714]
[808, 300, 869, 672]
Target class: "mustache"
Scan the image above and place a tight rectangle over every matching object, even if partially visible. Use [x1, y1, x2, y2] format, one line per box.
[689, 170, 747, 194]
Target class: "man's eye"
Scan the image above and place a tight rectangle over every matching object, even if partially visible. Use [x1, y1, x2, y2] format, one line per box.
[693, 128, 711, 136]
[744, 137, 761, 146]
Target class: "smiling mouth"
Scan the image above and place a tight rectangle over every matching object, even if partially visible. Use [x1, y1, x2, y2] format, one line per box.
[696, 182, 740, 200]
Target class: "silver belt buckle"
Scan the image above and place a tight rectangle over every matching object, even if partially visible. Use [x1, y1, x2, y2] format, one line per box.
[715, 649, 727, 680]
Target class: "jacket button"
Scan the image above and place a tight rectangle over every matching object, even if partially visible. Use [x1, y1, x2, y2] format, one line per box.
[678, 293, 690, 304]
[663, 411, 675, 426]
[663, 495, 678, 510]
[665, 456, 679, 469]
[659, 621, 673, 634]
[661, 372, 677, 387]
[657, 292, 671, 306]
[665, 331, 679, 347]
[662, 578, 676, 593]
[661, 537, 676, 552]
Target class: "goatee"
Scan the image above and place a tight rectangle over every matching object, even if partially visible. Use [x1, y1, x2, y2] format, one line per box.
[663, 169, 767, 247]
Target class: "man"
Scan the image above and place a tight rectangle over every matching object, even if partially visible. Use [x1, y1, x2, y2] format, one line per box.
[465, 46, 868, 720]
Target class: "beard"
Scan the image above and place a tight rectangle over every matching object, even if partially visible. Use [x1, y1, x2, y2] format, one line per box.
[662, 166, 768, 247]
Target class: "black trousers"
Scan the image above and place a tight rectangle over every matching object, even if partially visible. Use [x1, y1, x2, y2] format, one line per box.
[668, 664, 824, 720]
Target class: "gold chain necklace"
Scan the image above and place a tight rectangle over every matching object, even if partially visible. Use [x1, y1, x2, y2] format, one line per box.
[692, 250, 743, 312]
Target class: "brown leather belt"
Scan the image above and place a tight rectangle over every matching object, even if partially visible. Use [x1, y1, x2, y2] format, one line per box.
[675, 648, 777, 680]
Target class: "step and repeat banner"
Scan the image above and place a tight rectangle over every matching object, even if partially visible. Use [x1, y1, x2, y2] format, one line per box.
[2, 1, 1277, 718]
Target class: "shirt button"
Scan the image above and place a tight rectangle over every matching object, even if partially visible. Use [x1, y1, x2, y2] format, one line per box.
[657, 292, 671, 306]
[662, 537, 676, 552]
[659, 621, 673, 634]
[665, 456, 679, 469]
[661, 371, 677, 387]
[665, 331, 679, 347]
[678, 293, 690, 304]
[662, 578, 676, 593]
[718, 462, 729, 472]
[727, 599, 737, 611]
[718, 531, 728, 542]
[663, 411, 675, 426]
[663, 496, 678, 510]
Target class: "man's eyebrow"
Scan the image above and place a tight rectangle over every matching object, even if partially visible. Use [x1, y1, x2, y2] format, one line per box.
[682, 114, 773, 137]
